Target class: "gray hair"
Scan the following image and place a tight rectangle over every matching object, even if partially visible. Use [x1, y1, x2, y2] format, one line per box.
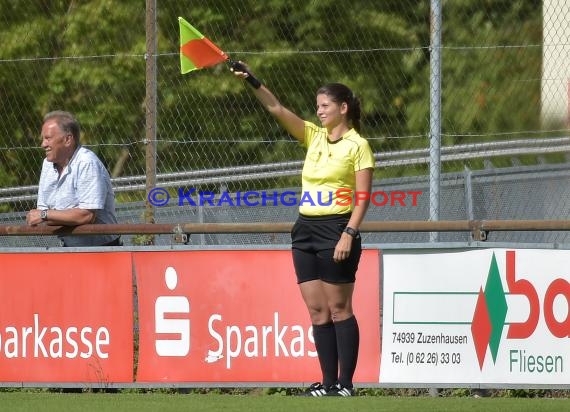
[43, 111, 81, 142]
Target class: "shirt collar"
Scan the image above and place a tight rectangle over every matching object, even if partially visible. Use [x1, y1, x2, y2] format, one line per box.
[52, 145, 82, 173]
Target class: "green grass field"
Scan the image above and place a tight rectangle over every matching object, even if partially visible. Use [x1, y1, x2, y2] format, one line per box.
[1, 392, 569, 412]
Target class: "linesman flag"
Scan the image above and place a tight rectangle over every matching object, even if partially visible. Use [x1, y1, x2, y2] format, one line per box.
[178, 17, 229, 74]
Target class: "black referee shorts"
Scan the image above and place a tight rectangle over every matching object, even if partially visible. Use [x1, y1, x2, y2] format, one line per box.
[291, 213, 362, 284]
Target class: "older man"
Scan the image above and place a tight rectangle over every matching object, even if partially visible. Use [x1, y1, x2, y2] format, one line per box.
[26, 110, 120, 247]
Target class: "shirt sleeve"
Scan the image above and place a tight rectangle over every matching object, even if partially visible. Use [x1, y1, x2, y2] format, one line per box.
[303, 121, 321, 148]
[74, 160, 108, 210]
[354, 138, 375, 171]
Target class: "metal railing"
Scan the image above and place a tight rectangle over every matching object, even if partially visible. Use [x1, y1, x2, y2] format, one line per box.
[3, 219, 570, 243]
[2, 136, 569, 204]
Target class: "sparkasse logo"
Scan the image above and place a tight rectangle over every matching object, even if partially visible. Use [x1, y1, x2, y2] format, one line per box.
[471, 250, 568, 372]
[155, 267, 191, 357]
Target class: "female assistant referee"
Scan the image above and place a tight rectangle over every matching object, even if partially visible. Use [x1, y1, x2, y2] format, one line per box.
[230, 62, 374, 397]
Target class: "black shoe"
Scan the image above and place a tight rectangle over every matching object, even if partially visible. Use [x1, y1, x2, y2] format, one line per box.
[297, 382, 328, 397]
[325, 383, 355, 397]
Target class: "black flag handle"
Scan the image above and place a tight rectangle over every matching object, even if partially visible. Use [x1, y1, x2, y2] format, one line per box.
[229, 60, 262, 89]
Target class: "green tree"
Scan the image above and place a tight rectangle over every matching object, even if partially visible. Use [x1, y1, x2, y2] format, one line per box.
[0, 0, 546, 208]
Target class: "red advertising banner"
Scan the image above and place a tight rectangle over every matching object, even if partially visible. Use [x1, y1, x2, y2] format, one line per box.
[0, 252, 134, 382]
[134, 249, 380, 383]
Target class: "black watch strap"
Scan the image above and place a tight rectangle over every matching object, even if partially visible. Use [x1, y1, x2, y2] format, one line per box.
[343, 226, 359, 238]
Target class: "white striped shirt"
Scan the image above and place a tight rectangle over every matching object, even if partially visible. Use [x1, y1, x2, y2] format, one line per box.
[37, 146, 118, 246]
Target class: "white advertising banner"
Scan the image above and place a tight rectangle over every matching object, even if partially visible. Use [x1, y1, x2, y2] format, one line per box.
[380, 248, 570, 385]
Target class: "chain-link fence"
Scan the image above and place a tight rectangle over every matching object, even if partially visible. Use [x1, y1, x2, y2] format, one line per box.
[0, 0, 569, 245]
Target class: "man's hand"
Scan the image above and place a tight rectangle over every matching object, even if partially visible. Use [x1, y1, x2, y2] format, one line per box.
[26, 209, 44, 226]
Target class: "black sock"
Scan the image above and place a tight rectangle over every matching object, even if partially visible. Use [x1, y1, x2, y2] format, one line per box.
[335, 315, 359, 389]
[312, 322, 338, 388]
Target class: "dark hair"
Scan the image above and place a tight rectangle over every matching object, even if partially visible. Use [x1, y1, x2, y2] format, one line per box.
[316, 83, 361, 132]
[43, 110, 81, 143]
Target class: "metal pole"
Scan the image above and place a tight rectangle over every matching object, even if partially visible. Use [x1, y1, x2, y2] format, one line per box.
[144, 0, 158, 243]
[5, 220, 570, 237]
[463, 166, 474, 241]
[429, 0, 442, 242]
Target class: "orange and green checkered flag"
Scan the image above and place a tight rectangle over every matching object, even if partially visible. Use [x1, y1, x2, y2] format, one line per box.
[178, 17, 229, 74]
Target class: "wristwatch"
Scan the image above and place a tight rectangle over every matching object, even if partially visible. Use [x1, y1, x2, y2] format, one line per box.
[40, 209, 48, 221]
[343, 226, 359, 238]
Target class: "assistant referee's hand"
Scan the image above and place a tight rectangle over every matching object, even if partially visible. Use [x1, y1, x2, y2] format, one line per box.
[229, 60, 261, 89]
[333, 232, 354, 262]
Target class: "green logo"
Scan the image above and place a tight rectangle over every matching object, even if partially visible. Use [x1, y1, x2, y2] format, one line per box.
[471, 252, 508, 369]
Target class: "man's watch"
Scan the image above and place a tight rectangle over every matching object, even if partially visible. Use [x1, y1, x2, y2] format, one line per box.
[40, 209, 48, 221]
[343, 226, 359, 238]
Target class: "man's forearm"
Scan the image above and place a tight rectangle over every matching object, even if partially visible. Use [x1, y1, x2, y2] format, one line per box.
[43, 208, 96, 226]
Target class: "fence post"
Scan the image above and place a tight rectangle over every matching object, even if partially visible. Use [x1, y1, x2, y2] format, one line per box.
[144, 0, 158, 242]
[463, 166, 474, 241]
[429, 0, 443, 242]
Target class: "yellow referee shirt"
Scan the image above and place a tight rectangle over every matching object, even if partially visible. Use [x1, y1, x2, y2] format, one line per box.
[300, 121, 375, 216]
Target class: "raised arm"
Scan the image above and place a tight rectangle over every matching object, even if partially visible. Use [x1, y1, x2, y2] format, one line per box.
[230, 62, 305, 143]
